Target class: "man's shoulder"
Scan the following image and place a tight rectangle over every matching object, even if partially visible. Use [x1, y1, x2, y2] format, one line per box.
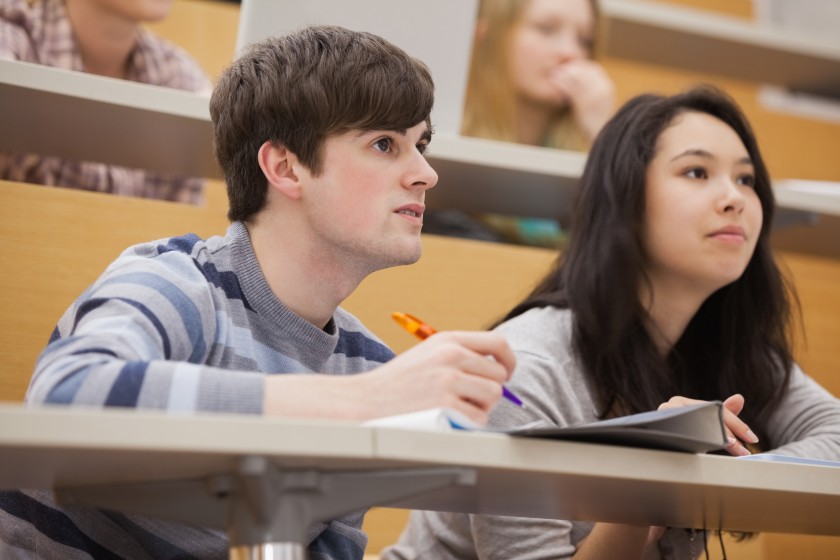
[120, 232, 210, 262]
[104, 232, 227, 286]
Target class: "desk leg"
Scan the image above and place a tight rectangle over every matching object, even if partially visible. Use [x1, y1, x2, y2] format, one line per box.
[57, 456, 475, 560]
[230, 542, 305, 560]
[221, 456, 475, 559]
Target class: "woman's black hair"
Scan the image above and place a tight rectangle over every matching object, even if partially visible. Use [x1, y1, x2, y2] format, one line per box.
[501, 85, 794, 446]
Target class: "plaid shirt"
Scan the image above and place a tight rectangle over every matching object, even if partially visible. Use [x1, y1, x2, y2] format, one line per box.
[0, 0, 212, 203]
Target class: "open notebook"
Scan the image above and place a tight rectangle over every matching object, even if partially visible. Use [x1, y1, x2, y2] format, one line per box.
[235, 0, 478, 136]
[366, 402, 728, 454]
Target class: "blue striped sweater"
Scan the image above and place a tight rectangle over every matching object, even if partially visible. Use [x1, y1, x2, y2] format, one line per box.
[1, 221, 395, 559]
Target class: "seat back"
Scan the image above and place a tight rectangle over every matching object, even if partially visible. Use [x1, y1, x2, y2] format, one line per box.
[0, 180, 229, 402]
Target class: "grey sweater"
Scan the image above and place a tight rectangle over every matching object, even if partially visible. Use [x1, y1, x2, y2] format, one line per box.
[384, 307, 840, 560]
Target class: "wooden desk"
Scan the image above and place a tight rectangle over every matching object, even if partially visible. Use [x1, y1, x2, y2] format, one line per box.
[2, 404, 839, 558]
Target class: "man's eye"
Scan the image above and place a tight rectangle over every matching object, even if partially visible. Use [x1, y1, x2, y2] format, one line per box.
[416, 143, 429, 155]
[373, 137, 392, 152]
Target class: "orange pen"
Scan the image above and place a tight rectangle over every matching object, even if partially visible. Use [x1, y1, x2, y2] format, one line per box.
[391, 311, 524, 407]
[391, 311, 438, 340]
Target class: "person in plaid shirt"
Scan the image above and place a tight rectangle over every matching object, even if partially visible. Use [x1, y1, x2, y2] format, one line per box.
[0, 0, 211, 203]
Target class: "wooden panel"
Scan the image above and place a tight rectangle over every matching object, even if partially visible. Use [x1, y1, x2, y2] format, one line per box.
[656, 0, 753, 19]
[762, 534, 840, 560]
[777, 251, 840, 397]
[362, 508, 411, 554]
[344, 235, 555, 354]
[144, 0, 240, 83]
[0, 180, 229, 403]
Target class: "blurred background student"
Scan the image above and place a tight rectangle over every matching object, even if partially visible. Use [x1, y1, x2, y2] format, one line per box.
[424, 0, 615, 248]
[0, 0, 211, 203]
[464, 0, 613, 149]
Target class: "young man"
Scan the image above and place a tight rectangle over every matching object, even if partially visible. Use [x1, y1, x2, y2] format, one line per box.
[0, 26, 515, 559]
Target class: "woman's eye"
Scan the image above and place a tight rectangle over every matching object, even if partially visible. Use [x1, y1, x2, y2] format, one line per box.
[738, 174, 756, 188]
[373, 137, 393, 153]
[578, 35, 594, 53]
[685, 167, 707, 179]
[531, 22, 558, 36]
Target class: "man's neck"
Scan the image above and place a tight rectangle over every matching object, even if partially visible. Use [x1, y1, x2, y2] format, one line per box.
[246, 218, 365, 330]
[65, 0, 138, 79]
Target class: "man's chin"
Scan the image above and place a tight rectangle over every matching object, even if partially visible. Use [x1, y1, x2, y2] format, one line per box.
[389, 243, 423, 268]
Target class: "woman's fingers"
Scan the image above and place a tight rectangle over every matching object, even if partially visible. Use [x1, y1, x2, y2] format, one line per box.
[660, 394, 758, 456]
[721, 394, 758, 456]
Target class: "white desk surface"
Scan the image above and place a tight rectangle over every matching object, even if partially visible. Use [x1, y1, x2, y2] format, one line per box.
[2, 404, 839, 536]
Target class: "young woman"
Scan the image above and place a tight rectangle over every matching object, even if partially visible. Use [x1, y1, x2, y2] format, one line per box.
[385, 86, 840, 559]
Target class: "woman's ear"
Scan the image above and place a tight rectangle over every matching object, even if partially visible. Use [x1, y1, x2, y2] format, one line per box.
[257, 140, 302, 200]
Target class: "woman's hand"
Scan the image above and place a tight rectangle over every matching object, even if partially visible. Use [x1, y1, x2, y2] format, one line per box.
[549, 59, 615, 142]
[659, 394, 759, 456]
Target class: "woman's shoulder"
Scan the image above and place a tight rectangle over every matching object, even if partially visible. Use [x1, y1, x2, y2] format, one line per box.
[0, 0, 40, 61]
[132, 29, 211, 93]
[490, 306, 599, 428]
[495, 306, 574, 350]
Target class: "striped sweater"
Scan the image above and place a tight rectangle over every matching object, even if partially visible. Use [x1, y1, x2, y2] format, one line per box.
[1, 221, 395, 559]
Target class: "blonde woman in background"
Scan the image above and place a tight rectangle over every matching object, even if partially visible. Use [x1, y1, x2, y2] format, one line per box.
[464, 0, 614, 149]
[424, 0, 615, 247]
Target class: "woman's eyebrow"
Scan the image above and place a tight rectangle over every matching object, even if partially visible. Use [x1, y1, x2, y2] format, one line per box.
[669, 150, 753, 166]
[669, 148, 714, 162]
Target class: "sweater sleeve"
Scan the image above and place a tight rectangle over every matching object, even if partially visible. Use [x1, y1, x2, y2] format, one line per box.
[26, 247, 265, 414]
[764, 365, 840, 461]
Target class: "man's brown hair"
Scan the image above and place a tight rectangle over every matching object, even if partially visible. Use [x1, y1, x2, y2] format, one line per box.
[210, 25, 435, 222]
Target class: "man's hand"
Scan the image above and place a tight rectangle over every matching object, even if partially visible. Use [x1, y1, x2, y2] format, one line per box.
[264, 331, 515, 425]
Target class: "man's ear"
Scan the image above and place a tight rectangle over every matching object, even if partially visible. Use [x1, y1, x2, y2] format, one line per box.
[257, 140, 302, 200]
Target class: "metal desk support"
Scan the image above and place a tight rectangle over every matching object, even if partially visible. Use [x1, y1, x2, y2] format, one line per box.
[57, 455, 476, 560]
